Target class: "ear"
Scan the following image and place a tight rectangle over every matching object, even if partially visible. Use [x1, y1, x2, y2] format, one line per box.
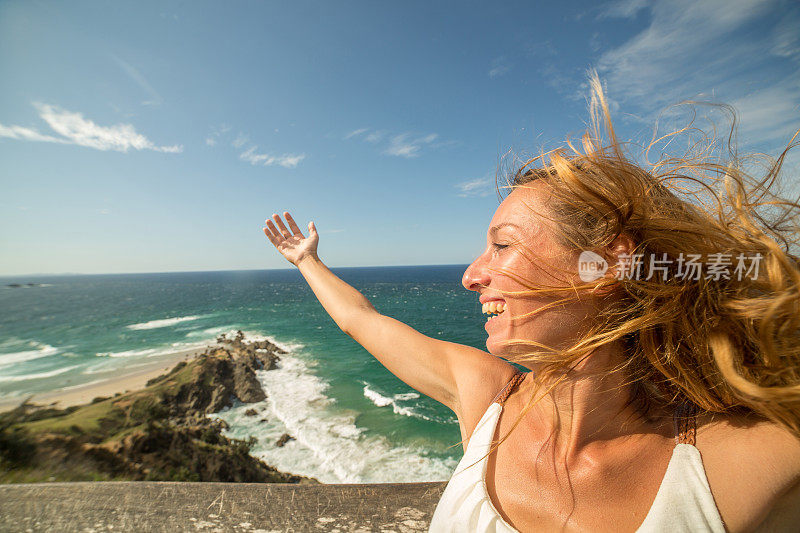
[591, 232, 637, 296]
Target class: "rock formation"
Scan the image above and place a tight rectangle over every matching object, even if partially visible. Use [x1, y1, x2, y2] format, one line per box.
[0, 333, 317, 485]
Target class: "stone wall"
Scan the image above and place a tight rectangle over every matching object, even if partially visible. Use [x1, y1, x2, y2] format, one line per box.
[0, 481, 448, 532]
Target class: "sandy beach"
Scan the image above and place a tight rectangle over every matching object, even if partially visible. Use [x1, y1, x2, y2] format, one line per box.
[0, 345, 212, 413]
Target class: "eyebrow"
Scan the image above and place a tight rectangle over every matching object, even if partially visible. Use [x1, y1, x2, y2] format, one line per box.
[489, 222, 520, 234]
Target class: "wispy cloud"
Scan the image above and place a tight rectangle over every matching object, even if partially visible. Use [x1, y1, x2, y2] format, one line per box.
[240, 146, 306, 168]
[594, 0, 800, 146]
[205, 125, 306, 169]
[345, 128, 444, 158]
[205, 124, 230, 146]
[344, 127, 389, 144]
[384, 133, 439, 158]
[365, 130, 387, 143]
[727, 81, 800, 145]
[771, 12, 800, 60]
[232, 132, 249, 149]
[0, 103, 182, 153]
[110, 54, 163, 106]
[488, 56, 511, 79]
[0, 124, 63, 144]
[596, 0, 649, 19]
[455, 175, 496, 198]
[344, 128, 368, 140]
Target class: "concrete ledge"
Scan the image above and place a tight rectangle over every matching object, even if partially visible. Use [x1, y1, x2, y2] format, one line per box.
[0, 481, 447, 532]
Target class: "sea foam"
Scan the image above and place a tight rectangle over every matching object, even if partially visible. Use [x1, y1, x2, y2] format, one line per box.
[126, 315, 206, 330]
[362, 382, 456, 425]
[362, 383, 426, 419]
[212, 343, 456, 484]
[94, 339, 209, 360]
[0, 341, 59, 368]
[0, 365, 81, 383]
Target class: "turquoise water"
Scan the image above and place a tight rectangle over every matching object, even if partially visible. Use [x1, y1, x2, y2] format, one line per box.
[0, 265, 491, 482]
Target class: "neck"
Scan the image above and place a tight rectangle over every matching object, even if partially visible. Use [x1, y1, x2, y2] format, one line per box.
[516, 341, 670, 461]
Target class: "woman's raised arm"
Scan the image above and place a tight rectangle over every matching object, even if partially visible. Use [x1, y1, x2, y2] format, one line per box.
[262, 212, 513, 416]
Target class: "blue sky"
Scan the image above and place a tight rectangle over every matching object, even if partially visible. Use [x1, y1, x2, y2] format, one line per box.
[1, 0, 798, 275]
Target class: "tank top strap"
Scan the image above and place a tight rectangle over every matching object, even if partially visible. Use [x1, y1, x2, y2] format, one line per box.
[673, 401, 698, 446]
[491, 370, 527, 406]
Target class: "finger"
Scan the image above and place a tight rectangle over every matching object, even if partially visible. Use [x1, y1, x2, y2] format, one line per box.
[284, 212, 304, 236]
[265, 220, 282, 241]
[309, 221, 317, 234]
[262, 227, 278, 246]
[272, 214, 292, 238]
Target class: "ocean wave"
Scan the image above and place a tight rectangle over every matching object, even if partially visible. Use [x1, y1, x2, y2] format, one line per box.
[184, 325, 236, 338]
[362, 382, 455, 424]
[212, 350, 457, 483]
[94, 340, 209, 359]
[0, 365, 81, 383]
[95, 347, 162, 358]
[126, 315, 207, 331]
[0, 341, 60, 368]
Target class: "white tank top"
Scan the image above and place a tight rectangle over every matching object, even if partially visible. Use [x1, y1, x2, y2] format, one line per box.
[428, 373, 727, 532]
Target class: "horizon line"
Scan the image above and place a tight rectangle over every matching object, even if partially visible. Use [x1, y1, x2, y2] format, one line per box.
[0, 263, 472, 279]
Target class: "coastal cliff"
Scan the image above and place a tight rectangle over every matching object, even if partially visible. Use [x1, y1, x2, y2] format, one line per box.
[0, 332, 318, 484]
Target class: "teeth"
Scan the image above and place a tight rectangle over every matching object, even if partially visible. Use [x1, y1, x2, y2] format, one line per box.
[482, 301, 506, 316]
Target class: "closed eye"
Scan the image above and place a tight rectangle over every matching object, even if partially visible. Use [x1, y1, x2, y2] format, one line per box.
[493, 243, 509, 250]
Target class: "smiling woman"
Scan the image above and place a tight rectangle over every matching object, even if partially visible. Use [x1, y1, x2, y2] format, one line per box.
[262, 73, 800, 532]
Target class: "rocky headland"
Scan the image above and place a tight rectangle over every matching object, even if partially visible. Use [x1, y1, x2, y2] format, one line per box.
[0, 332, 317, 484]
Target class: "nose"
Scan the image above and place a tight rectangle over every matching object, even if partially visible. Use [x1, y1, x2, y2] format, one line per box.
[462, 251, 491, 292]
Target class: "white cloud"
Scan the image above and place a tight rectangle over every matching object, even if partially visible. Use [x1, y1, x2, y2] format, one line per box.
[771, 11, 800, 61]
[0, 103, 182, 153]
[345, 128, 368, 139]
[205, 124, 231, 147]
[232, 133, 249, 148]
[344, 128, 445, 158]
[455, 175, 496, 198]
[488, 56, 511, 79]
[384, 133, 439, 158]
[240, 146, 306, 168]
[0, 123, 65, 144]
[364, 130, 387, 143]
[594, 0, 799, 147]
[207, 125, 305, 169]
[728, 81, 800, 145]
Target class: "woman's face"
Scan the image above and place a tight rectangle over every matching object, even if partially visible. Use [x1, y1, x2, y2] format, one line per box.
[462, 181, 599, 358]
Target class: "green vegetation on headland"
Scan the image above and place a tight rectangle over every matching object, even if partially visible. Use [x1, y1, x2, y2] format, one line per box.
[0, 332, 318, 484]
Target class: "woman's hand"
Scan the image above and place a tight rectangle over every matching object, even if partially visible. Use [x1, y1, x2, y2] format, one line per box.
[263, 212, 319, 267]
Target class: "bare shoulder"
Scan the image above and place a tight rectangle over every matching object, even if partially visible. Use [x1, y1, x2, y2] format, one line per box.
[451, 349, 518, 417]
[448, 349, 518, 446]
[697, 412, 800, 531]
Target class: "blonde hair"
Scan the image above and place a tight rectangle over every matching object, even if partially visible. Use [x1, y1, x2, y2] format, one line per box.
[452, 72, 800, 467]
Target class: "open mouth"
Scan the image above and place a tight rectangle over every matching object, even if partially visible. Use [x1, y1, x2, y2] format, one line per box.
[482, 301, 506, 323]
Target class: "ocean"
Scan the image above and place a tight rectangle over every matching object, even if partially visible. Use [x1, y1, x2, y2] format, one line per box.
[0, 265, 491, 483]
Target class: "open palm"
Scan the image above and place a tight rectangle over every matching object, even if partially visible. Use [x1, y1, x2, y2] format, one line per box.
[263, 212, 319, 266]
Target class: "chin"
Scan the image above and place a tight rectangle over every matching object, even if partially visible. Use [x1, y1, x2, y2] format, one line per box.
[485, 338, 506, 357]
